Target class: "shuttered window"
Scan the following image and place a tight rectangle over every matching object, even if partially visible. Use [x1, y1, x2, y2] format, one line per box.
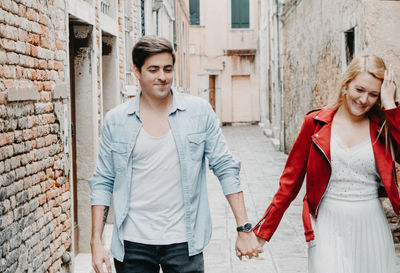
[231, 0, 249, 28]
[190, 0, 200, 25]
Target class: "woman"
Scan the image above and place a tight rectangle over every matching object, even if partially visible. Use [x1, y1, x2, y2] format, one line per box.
[253, 55, 400, 273]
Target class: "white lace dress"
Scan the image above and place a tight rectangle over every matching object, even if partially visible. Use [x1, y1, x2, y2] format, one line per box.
[308, 130, 396, 273]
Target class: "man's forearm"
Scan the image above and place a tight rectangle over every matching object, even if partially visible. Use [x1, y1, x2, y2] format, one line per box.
[226, 191, 248, 226]
[91, 205, 109, 243]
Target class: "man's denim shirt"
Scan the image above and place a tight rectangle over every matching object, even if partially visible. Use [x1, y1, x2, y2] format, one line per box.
[88, 89, 242, 261]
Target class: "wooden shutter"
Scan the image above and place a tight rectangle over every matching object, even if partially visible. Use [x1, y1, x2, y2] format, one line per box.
[231, 0, 249, 28]
[190, 0, 200, 25]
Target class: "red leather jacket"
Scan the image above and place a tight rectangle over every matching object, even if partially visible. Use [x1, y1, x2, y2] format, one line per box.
[253, 105, 400, 242]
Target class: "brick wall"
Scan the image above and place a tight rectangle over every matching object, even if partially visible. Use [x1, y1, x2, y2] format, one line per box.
[0, 0, 71, 272]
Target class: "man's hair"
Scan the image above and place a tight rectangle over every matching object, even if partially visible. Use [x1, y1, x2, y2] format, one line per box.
[132, 35, 175, 71]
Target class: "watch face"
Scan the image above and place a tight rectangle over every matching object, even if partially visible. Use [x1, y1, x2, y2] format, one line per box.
[244, 223, 252, 232]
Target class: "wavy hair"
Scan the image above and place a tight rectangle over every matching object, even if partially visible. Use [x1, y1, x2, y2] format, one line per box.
[332, 55, 397, 160]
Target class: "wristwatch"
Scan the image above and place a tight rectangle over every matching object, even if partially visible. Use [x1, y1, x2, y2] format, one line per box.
[236, 222, 253, 232]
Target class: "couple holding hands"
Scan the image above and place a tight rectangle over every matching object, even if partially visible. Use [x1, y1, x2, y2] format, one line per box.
[89, 36, 399, 273]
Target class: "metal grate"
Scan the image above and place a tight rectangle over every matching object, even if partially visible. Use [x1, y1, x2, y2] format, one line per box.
[141, 0, 145, 35]
[101, 0, 111, 15]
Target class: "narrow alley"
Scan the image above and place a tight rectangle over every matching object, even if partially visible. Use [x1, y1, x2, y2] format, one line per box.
[76, 125, 400, 272]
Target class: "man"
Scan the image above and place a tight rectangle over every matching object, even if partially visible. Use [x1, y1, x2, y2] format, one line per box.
[89, 35, 261, 273]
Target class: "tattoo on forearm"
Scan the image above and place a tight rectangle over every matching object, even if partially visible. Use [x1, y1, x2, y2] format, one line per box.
[103, 206, 109, 224]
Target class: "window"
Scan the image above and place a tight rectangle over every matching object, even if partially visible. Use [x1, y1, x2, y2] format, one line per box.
[231, 0, 249, 28]
[190, 0, 200, 25]
[141, 0, 145, 36]
[345, 28, 355, 65]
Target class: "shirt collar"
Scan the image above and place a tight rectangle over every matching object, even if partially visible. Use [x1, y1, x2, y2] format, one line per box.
[126, 87, 186, 116]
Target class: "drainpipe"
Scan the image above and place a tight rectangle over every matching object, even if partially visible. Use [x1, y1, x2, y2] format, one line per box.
[275, 0, 285, 152]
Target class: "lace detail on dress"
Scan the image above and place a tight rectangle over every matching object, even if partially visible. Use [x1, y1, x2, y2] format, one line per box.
[325, 130, 381, 201]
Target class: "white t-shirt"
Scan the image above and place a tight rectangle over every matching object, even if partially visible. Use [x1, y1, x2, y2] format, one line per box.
[122, 128, 187, 244]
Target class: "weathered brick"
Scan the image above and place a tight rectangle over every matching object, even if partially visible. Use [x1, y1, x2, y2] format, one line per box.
[16, 191, 27, 205]
[13, 206, 24, 220]
[60, 200, 70, 214]
[9, 195, 16, 209]
[1, 38, 16, 51]
[38, 193, 46, 205]
[22, 225, 33, 241]
[6, 247, 20, 267]
[41, 38, 50, 49]
[10, 155, 21, 169]
[0, 24, 18, 40]
[0, 211, 13, 229]
[18, 28, 27, 42]
[28, 198, 39, 213]
[20, 212, 35, 229]
[0, 186, 7, 201]
[15, 41, 26, 54]
[0, 133, 10, 146]
[26, 8, 39, 22]
[9, 233, 22, 251]
[4, 158, 11, 172]
[13, 142, 25, 154]
[6, 183, 18, 198]
[0, 92, 5, 104]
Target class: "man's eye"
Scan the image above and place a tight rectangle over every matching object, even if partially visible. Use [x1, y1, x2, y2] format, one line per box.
[369, 93, 378, 98]
[356, 88, 364, 92]
[148, 69, 157, 73]
[164, 67, 173, 72]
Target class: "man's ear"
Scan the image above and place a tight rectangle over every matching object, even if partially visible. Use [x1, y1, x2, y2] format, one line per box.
[133, 65, 141, 80]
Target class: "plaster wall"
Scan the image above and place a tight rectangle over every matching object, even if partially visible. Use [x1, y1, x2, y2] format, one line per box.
[189, 0, 260, 123]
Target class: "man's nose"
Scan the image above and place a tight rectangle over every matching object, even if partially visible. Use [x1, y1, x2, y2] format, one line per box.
[158, 70, 166, 81]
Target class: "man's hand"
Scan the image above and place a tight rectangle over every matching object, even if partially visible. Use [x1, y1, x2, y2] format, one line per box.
[91, 239, 112, 273]
[235, 232, 263, 260]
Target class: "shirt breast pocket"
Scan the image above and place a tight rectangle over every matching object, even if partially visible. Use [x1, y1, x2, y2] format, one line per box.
[187, 132, 207, 161]
[111, 142, 128, 171]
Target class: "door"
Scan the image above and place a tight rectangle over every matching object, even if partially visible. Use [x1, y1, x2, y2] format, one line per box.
[232, 75, 252, 122]
[209, 75, 216, 111]
[69, 23, 79, 255]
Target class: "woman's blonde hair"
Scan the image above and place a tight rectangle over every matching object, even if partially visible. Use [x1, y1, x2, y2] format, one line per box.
[333, 55, 397, 159]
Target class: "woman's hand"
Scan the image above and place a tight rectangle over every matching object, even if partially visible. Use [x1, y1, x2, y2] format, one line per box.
[381, 64, 397, 110]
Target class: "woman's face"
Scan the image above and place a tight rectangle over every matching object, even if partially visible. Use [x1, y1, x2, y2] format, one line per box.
[344, 72, 382, 117]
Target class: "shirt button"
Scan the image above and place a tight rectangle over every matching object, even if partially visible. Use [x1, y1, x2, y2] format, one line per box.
[315, 116, 319, 119]
[315, 134, 319, 138]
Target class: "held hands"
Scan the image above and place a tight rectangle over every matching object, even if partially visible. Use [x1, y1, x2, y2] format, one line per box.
[235, 232, 264, 260]
[91, 239, 112, 273]
[381, 64, 397, 110]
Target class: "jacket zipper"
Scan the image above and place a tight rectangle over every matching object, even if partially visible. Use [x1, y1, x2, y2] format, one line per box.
[253, 206, 274, 235]
[312, 139, 331, 215]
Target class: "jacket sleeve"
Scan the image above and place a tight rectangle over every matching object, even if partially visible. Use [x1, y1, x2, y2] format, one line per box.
[203, 103, 242, 196]
[253, 113, 315, 241]
[384, 103, 400, 163]
[88, 115, 115, 207]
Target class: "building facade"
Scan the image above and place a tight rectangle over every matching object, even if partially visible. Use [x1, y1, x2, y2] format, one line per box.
[188, 0, 260, 124]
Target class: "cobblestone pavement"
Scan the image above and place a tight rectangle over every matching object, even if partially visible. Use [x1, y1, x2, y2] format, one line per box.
[75, 125, 400, 273]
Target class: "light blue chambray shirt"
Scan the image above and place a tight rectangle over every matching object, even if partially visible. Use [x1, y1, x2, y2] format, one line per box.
[88, 89, 241, 261]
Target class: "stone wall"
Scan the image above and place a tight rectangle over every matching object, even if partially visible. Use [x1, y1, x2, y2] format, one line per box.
[280, 0, 366, 153]
[0, 0, 71, 272]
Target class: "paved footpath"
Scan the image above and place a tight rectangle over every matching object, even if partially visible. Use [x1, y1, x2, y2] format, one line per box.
[75, 125, 400, 273]
[204, 125, 307, 273]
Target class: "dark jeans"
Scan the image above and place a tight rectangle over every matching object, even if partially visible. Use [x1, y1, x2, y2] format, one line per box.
[114, 241, 204, 273]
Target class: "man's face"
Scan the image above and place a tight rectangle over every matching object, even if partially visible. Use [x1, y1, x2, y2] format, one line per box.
[134, 52, 174, 100]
